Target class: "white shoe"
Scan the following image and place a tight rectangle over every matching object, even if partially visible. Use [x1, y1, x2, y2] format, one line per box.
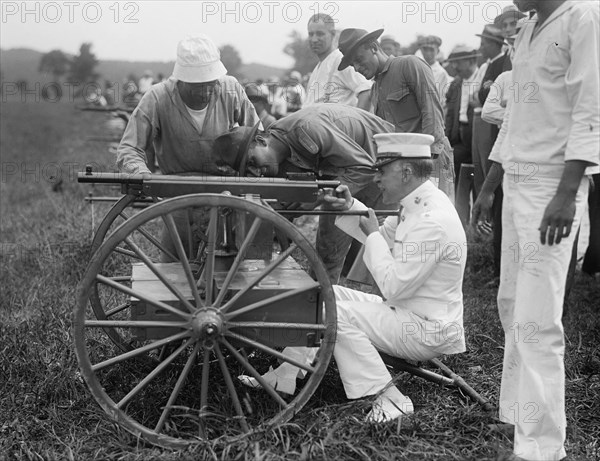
[238, 363, 299, 395]
[366, 389, 414, 423]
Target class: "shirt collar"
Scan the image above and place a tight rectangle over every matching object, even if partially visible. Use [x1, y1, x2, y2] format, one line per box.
[379, 57, 395, 76]
[399, 180, 437, 213]
[531, 1, 573, 37]
[489, 51, 505, 64]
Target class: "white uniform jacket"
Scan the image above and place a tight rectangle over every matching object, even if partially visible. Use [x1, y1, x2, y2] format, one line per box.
[336, 180, 467, 355]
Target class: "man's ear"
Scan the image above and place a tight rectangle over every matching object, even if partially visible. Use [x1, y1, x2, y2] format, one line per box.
[254, 133, 268, 146]
[401, 163, 413, 181]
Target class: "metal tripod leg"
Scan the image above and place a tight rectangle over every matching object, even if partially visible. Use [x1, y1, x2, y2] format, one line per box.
[379, 352, 494, 412]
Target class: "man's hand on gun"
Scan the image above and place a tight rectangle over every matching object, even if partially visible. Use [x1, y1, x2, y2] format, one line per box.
[318, 185, 353, 211]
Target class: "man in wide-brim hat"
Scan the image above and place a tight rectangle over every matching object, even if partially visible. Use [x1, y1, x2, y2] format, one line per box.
[443, 45, 480, 183]
[337, 27, 456, 203]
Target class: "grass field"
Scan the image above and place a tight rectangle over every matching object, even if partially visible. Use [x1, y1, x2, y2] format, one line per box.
[1, 99, 598, 460]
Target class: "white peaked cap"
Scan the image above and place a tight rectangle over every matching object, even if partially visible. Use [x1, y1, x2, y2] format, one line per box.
[373, 133, 434, 167]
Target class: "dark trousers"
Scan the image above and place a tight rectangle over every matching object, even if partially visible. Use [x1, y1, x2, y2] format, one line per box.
[452, 123, 473, 184]
[583, 174, 600, 275]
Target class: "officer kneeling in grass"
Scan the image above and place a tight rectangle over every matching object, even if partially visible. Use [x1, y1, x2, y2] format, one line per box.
[240, 133, 468, 423]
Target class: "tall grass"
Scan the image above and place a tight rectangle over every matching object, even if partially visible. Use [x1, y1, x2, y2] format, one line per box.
[1, 100, 598, 460]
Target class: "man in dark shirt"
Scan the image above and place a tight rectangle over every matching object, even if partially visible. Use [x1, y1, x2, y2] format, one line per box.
[215, 104, 395, 285]
[473, 24, 509, 276]
[337, 28, 455, 204]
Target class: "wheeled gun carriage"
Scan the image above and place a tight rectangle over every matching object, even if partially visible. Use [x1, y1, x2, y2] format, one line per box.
[75, 170, 491, 448]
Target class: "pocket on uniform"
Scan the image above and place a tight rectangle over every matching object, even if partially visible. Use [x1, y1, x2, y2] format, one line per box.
[386, 88, 420, 124]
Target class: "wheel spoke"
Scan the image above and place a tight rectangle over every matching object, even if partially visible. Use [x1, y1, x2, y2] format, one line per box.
[105, 302, 130, 317]
[226, 321, 326, 331]
[220, 339, 287, 408]
[224, 331, 315, 373]
[96, 274, 191, 320]
[223, 284, 320, 321]
[92, 331, 190, 371]
[85, 319, 187, 328]
[154, 342, 201, 433]
[114, 247, 140, 259]
[220, 243, 298, 314]
[213, 216, 263, 308]
[204, 207, 218, 304]
[109, 276, 131, 282]
[124, 236, 196, 314]
[199, 348, 210, 439]
[214, 344, 250, 433]
[116, 339, 190, 409]
[119, 210, 179, 262]
[161, 212, 204, 309]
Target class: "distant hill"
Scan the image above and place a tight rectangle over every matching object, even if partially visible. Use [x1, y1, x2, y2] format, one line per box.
[0, 47, 288, 87]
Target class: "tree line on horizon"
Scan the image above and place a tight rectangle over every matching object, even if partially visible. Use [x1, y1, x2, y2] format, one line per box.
[21, 32, 425, 94]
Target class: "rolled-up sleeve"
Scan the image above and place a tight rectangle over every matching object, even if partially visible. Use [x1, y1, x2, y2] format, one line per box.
[488, 94, 512, 165]
[482, 71, 510, 127]
[565, 8, 600, 165]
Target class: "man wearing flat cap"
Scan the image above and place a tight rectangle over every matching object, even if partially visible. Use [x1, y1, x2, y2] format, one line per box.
[240, 133, 467, 423]
[337, 27, 455, 204]
[117, 34, 259, 176]
[418, 35, 451, 112]
[215, 103, 395, 285]
[494, 4, 526, 65]
[379, 34, 401, 57]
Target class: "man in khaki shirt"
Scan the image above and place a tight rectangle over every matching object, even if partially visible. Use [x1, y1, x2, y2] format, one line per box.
[337, 28, 455, 203]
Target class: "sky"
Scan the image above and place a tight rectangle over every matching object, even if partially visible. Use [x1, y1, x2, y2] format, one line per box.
[1, 0, 516, 67]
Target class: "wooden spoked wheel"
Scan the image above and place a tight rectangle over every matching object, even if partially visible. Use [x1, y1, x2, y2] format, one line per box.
[88, 194, 169, 352]
[74, 193, 336, 447]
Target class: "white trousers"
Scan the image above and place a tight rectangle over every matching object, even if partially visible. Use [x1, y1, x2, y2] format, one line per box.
[498, 175, 588, 461]
[332, 286, 439, 399]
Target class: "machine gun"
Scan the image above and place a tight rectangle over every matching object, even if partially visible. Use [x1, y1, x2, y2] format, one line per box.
[74, 168, 491, 448]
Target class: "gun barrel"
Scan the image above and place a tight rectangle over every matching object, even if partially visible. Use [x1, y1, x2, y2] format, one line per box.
[77, 172, 340, 203]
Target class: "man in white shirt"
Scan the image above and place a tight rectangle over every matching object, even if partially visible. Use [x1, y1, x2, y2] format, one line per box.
[418, 35, 451, 114]
[473, 2, 599, 459]
[303, 13, 372, 110]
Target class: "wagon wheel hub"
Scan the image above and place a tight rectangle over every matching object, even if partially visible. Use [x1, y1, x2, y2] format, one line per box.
[191, 309, 223, 348]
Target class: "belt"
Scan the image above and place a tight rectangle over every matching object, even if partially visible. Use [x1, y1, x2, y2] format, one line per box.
[459, 121, 469, 127]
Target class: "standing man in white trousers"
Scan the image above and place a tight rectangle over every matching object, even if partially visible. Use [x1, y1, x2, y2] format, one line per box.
[473, 2, 599, 459]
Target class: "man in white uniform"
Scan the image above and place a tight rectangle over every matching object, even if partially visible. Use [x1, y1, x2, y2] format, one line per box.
[240, 133, 467, 423]
[303, 13, 372, 110]
[473, 1, 599, 459]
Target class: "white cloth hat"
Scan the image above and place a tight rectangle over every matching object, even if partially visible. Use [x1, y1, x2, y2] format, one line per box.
[172, 35, 227, 83]
[373, 133, 433, 167]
